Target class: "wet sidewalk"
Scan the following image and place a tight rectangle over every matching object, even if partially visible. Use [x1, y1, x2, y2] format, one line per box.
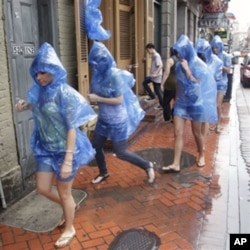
[0, 66, 249, 250]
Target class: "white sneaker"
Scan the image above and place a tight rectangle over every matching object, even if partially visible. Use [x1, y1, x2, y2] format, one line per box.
[147, 162, 155, 183]
[91, 173, 109, 184]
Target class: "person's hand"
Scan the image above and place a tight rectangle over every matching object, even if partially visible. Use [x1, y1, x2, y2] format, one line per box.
[15, 99, 30, 112]
[87, 93, 100, 103]
[60, 161, 73, 179]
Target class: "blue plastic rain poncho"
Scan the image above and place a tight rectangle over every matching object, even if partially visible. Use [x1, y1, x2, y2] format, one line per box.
[88, 41, 145, 141]
[173, 35, 210, 121]
[28, 42, 97, 181]
[210, 35, 232, 92]
[85, 0, 111, 40]
[195, 38, 223, 124]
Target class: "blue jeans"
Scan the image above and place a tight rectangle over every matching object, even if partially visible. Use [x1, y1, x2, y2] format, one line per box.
[92, 133, 150, 175]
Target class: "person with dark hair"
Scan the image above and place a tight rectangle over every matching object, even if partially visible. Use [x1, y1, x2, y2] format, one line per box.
[143, 43, 163, 109]
[160, 47, 177, 122]
[87, 41, 155, 184]
[15, 43, 97, 248]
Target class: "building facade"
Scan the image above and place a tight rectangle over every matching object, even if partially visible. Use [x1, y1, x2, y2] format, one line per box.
[0, 0, 201, 207]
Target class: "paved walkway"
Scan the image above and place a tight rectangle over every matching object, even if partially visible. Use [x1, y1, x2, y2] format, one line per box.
[0, 65, 249, 250]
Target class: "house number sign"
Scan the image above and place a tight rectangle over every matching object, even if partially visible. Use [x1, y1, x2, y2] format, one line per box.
[12, 45, 35, 56]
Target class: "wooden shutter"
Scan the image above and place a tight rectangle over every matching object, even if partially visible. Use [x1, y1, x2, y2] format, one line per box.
[75, 0, 89, 97]
[114, 0, 134, 70]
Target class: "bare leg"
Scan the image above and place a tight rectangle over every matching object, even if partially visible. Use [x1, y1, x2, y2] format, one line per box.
[36, 172, 61, 204]
[162, 116, 185, 171]
[216, 93, 225, 133]
[55, 179, 76, 247]
[56, 179, 75, 233]
[201, 122, 209, 150]
[191, 121, 205, 166]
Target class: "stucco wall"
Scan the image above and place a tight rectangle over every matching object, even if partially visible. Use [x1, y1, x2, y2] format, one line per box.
[161, 0, 177, 61]
[57, 0, 78, 89]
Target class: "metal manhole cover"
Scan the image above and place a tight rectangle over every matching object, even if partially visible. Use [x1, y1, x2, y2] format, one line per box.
[108, 228, 161, 250]
[135, 147, 196, 171]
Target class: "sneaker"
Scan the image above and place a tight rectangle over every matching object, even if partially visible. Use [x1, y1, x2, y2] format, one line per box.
[91, 173, 109, 184]
[144, 97, 155, 102]
[154, 105, 163, 110]
[147, 162, 155, 183]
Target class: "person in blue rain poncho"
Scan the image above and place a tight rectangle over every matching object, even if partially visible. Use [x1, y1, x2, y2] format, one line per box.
[195, 38, 223, 146]
[87, 41, 155, 184]
[210, 35, 232, 133]
[15, 42, 97, 248]
[162, 35, 210, 173]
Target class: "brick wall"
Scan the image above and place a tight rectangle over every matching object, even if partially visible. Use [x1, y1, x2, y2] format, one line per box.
[0, 0, 19, 173]
[57, 0, 78, 89]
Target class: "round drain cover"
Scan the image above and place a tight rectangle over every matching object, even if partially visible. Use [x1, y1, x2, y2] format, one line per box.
[108, 228, 161, 250]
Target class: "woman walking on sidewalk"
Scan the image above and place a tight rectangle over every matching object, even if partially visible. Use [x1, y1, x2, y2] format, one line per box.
[87, 41, 155, 184]
[210, 35, 232, 133]
[195, 38, 223, 146]
[162, 35, 210, 172]
[15, 43, 96, 248]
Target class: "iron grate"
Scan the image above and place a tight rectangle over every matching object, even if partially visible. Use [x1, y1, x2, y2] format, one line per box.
[108, 228, 161, 250]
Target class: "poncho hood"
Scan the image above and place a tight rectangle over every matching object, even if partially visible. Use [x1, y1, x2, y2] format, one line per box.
[195, 38, 213, 63]
[210, 35, 224, 55]
[173, 35, 196, 62]
[29, 42, 67, 87]
[89, 41, 116, 74]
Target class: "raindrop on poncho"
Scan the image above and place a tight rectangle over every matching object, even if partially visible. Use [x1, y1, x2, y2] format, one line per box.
[173, 35, 210, 122]
[28, 42, 97, 181]
[88, 41, 145, 141]
[195, 38, 223, 124]
[210, 35, 232, 92]
[85, 0, 111, 40]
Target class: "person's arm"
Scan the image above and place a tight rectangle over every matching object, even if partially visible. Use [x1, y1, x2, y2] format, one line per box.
[160, 57, 174, 89]
[222, 65, 231, 74]
[180, 59, 198, 82]
[222, 53, 232, 74]
[88, 93, 123, 105]
[15, 99, 32, 112]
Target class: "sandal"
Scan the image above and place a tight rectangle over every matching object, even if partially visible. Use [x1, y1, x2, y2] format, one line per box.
[162, 165, 180, 173]
[55, 232, 76, 248]
[197, 157, 205, 167]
